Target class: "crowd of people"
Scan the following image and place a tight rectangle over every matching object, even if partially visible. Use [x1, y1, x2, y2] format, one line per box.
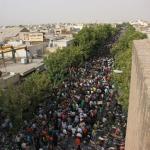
[0, 56, 127, 150]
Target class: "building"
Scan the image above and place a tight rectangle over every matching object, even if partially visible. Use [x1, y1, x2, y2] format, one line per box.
[130, 20, 149, 27]
[0, 27, 29, 42]
[72, 24, 84, 30]
[0, 43, 48, 59]
[0, 41, 4, 46]
[19, 32, 44, 42]
[0, 44, 46, 88]
[140, 30, 150, 40]
[0, 58, 44, 89]
[53, 39, 72, 49]
[7, 40, 23, 47]
[48, 38, 73, 49]
[54, 28, 62, 35]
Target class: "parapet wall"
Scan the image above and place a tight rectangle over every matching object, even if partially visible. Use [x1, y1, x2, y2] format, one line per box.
[0, 73, 20, 89]
[125, 39, 150, 150]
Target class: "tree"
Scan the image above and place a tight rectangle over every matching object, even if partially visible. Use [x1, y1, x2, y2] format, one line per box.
[111, 24, 147, 109]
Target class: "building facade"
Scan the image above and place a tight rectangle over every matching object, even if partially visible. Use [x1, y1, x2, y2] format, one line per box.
[19, 32, 44, 42]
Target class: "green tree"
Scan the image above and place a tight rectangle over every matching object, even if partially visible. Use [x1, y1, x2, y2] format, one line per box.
[111, 24, 147, 109]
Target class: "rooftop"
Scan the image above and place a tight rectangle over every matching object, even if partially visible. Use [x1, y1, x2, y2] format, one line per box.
[0, 59, 44, 76]
[0, 27, 29, 41]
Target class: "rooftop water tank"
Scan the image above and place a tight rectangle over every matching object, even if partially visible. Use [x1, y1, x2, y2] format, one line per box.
[21, 58, 28, 64]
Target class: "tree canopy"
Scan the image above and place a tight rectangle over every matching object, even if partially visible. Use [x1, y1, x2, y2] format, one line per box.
[111, 24, 147, 109]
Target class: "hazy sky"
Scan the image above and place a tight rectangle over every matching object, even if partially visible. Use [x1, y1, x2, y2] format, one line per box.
[0, 0, 150, 25]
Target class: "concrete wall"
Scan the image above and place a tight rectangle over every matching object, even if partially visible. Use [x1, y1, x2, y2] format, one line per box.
[0, 73, 20, 89]
[125, 39, 150, 150]
[53, 39, 72, 49]
[28, 42, 48, 56]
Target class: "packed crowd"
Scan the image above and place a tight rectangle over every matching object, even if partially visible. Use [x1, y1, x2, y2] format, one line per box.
[0, 57, 127, 150]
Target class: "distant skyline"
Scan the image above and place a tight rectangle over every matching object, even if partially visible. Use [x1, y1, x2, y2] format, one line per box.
[0, 0, 150, 25]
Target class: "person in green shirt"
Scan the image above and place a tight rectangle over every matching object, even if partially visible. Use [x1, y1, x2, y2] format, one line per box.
[80, 100, 85, 108]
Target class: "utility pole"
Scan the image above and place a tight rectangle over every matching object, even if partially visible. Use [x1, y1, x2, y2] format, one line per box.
[12, 46, 16, 63]
[25, 46, 29, 63]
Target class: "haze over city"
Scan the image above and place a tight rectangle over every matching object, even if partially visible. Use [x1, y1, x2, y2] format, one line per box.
[0, 0, 150, 25]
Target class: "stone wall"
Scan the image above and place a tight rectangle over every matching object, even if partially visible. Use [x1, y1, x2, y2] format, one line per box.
[125, 39, 150, 150]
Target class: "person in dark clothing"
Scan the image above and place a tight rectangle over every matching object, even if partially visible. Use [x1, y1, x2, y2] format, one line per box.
[52, 132, 58, 149]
